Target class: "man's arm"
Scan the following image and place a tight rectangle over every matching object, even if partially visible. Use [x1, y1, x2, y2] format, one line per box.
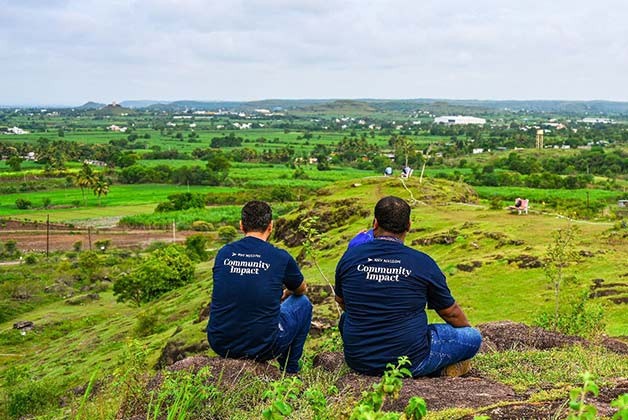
[335, 295, 345, 311]
[282, 280, 308, 300]
[436, 302, 471, 327]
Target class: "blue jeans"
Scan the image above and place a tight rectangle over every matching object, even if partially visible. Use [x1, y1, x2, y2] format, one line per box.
[411, 323, 482, 377]
[272, 295, 313, 373]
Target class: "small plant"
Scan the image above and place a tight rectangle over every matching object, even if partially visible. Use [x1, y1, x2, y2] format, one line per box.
[611, 393, 628, 420]
[262, 377, 303, 419]
[544, 224, 580, 330]
[42, 197, 52, 209]
[350, 356, 427, 419]
[567, 372, 599, 419]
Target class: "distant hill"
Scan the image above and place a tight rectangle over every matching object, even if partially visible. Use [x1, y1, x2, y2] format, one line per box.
[94, 103, 135, 116]
[119, 100, 170, 108]
[77, 101, 106, 110]
[69, 98, 628, 115]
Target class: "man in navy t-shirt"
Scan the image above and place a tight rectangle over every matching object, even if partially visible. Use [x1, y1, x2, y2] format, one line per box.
[207, 201, 312, 373]
[335, 196, 481, 377]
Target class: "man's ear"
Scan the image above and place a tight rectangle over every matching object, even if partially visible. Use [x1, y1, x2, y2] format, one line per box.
[373, 218, 379, 230]
[239, 220, 246, 233]
[407, 220, 412, 232]
[266, 221, 273, 235]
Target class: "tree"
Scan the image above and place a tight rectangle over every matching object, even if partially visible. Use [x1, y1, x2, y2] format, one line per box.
[92, 174, 110, 206]
[74, 163, 95, 205]
[206, 150, 231, 185]
[113, 245, 195, 306]
[185, 234, 210, 261]
[7, 156, 23, 172]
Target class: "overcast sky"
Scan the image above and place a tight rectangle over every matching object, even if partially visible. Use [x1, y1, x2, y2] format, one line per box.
[1, 0, 627, 105]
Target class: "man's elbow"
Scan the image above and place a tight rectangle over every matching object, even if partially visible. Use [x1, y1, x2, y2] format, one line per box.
[292, 281, 307, 296]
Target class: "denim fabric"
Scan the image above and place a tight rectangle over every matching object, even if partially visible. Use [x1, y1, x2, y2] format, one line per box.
[411, 323, 482, 377]
[272, 295, 313, 373]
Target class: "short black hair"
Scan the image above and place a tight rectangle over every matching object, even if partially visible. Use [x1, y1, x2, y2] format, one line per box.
[374, 196, 411, 234]
[241, 200, 272, 233]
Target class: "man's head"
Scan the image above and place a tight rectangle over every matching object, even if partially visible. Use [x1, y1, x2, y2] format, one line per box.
[241, 200, 272, 233]
[373, 196, 411, 235]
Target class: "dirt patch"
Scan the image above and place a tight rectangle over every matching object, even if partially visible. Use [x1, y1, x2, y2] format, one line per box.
[0, 220, 195, 252]
[468, 401, 565, 420]
[506, 254, 543, 269]
[610, 297, 628, 304]
[337, 373, 516, 412]
[478, 321, 628, 355]
[456, 261, 483, 272]
[412, 232, 458, 246]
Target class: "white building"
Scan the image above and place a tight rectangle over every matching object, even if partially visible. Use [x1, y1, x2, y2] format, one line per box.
[434, 116, 486, 125]
[580, 117, 612, 124]
[5, 126, 29, 135]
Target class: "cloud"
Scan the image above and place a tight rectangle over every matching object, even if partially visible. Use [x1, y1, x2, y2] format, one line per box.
[1, 0, 627, 104]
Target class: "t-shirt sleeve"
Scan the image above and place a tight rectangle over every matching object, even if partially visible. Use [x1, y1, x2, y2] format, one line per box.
[424, 262, 455, 310]
[282, 252, 304, 291]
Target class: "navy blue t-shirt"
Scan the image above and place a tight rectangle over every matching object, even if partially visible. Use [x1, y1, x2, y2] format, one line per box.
[335, 238, 455, 375]
[207, 236, 303, 360]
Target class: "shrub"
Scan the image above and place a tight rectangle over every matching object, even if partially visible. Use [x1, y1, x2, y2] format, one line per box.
[42, 197, 52, 209]
[113, 245, 195, 306]
[191, 220, 214, 231]
[133, 309, 163, 337]
[15, 198, 32, 209]
[24, 254, 38, 265]
[185, 234, 210, 261]
[218, 226, 239, 244]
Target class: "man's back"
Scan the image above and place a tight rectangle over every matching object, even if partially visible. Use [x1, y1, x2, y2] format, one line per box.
[208, 236, 303, 359]
[335, 239, 454, 375]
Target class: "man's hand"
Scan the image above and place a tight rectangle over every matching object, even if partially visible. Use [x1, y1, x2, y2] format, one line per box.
[436, 302, 471, 327]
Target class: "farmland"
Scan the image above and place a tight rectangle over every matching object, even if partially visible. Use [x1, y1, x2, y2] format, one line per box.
[0, 102, 627, 419]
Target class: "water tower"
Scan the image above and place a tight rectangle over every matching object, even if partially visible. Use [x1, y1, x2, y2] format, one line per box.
[535, 129, 544, 149]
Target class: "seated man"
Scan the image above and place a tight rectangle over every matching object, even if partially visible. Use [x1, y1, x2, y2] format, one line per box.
[207, 200, 312, 373]
[335, 196, 481, 377]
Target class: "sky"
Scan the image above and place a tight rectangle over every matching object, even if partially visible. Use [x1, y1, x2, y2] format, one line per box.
[1, 0, 627, 105]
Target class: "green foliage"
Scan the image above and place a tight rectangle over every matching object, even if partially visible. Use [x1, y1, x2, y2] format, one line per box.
[544, 224, 580, 330]
[218, 225, 239, 244]
[15, 197, 32, 209]
[24, 253, 38, 265]
[2, 366, 61, 419]
[262, 377, 303, 419]
[113, 245, 195, 306]
[611, 393, 628, 420]
[185, 233, 210, 261]
[147, 366, 219, 420]
[567, 372, 599, 420]
[156, 192, 206, 213]
[191, 220, 214, 231]
[534, 291, 605, 338]
[133, 308, 164, 337]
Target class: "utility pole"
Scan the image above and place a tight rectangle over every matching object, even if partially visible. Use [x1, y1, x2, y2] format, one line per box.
[88, 226, 92, 250]
[46, 214, 50, 259]
[172, 220, 176, 243]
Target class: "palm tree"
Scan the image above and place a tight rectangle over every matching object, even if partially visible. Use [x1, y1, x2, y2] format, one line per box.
[92, 174, 110, 206]
[74, 163, 95, 205]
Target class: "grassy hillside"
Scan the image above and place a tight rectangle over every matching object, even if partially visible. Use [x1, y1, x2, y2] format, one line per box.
[1, 175, 626, 418]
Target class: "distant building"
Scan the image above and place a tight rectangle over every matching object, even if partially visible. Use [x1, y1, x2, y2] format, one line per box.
[434, 116, 486, 125]
[5, 126, 29, 135]
[581, 117, 612, 124]
[472, 148, 484, 154]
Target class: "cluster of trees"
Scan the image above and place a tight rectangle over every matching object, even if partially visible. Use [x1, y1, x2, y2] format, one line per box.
[73, 163, 111, 206]
[119, 151, 230, 186]
[210, 133, 243, 148]
[494, 149, 627, 178]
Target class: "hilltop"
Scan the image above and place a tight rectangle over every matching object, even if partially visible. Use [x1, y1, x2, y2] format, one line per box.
[0, 176, 626, 418]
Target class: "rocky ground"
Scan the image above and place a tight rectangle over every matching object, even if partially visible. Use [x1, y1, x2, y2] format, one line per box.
[120, 321, 627, 419]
